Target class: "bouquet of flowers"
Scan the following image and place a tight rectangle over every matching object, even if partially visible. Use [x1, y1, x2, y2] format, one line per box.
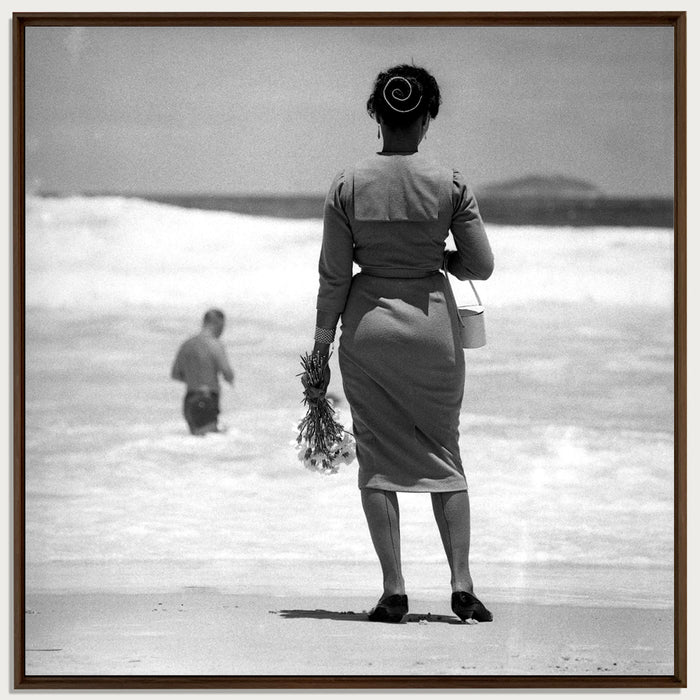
[295, 351, 356, 475]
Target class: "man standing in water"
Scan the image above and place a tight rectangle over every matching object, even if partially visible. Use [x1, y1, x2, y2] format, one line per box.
[171, 308, 234, 435]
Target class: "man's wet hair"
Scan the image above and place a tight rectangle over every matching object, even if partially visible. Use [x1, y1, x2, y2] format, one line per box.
[203, 308, 225, 325]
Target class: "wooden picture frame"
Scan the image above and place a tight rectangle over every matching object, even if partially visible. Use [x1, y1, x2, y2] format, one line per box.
[13, 11, 686, 690]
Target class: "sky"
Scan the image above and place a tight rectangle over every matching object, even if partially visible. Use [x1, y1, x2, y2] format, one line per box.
[24, 24, 675, 198]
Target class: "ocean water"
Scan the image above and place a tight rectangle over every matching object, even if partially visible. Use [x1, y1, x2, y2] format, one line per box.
[23, 195, 675, 606]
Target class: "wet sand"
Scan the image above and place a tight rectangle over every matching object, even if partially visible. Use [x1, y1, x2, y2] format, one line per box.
[24, 590, 673, 678]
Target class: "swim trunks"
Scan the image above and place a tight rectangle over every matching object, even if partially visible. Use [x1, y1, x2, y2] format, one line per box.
[183, 390, 220, 434]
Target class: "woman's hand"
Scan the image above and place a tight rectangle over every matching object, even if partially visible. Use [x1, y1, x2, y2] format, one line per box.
[301, 350, 331, 402]
[312, 342, 331, 390]
[443, 249, 454, 273]
[319, 362, 331, 393]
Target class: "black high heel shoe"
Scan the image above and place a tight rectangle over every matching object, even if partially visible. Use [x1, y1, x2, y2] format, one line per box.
[451, 591, 493, 622]
[368, 594, 409, 623]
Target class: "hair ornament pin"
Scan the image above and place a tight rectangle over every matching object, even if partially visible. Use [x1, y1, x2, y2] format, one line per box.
[382, 76, 422, 114]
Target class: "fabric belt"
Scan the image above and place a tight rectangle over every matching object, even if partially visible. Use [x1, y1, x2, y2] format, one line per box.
[360, 267, 440, 279]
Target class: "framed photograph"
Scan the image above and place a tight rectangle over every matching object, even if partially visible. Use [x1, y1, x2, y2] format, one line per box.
[13, 11, 686, 690]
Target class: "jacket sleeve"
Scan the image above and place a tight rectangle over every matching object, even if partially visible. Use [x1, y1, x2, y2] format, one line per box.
[447, 170, 494, 281]
[316, 170, 354, 314]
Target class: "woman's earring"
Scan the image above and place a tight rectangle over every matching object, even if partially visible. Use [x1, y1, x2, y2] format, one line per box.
[377, 124, 380, 140]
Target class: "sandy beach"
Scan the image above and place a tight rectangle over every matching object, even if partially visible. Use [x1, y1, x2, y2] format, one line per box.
[23, 558, 675, 680]
[24, 589, 673, 678]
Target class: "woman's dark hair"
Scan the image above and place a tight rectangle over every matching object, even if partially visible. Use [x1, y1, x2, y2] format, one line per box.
[366, 64, 441, 129]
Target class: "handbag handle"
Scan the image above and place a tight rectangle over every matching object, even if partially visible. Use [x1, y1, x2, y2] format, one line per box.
[442, 257, 483, 307]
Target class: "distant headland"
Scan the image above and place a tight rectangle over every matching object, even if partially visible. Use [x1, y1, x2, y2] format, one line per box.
[473, 174, 672, 227]
[478, 174, 603, 199]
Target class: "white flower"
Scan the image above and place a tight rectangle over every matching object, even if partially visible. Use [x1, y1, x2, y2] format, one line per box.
[295, 401, 356, 474]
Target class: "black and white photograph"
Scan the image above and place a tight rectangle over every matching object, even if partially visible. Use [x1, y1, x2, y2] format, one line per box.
[15, 12, 684, 687]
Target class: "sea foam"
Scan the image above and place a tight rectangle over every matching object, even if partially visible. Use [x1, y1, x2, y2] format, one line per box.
[26, 195, 674, 312]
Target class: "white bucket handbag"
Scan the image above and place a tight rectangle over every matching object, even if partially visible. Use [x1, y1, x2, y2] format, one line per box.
[442, 265, 486, 349]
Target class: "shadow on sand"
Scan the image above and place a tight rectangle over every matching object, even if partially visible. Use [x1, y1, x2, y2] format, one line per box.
[274, 609, 465, 625]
